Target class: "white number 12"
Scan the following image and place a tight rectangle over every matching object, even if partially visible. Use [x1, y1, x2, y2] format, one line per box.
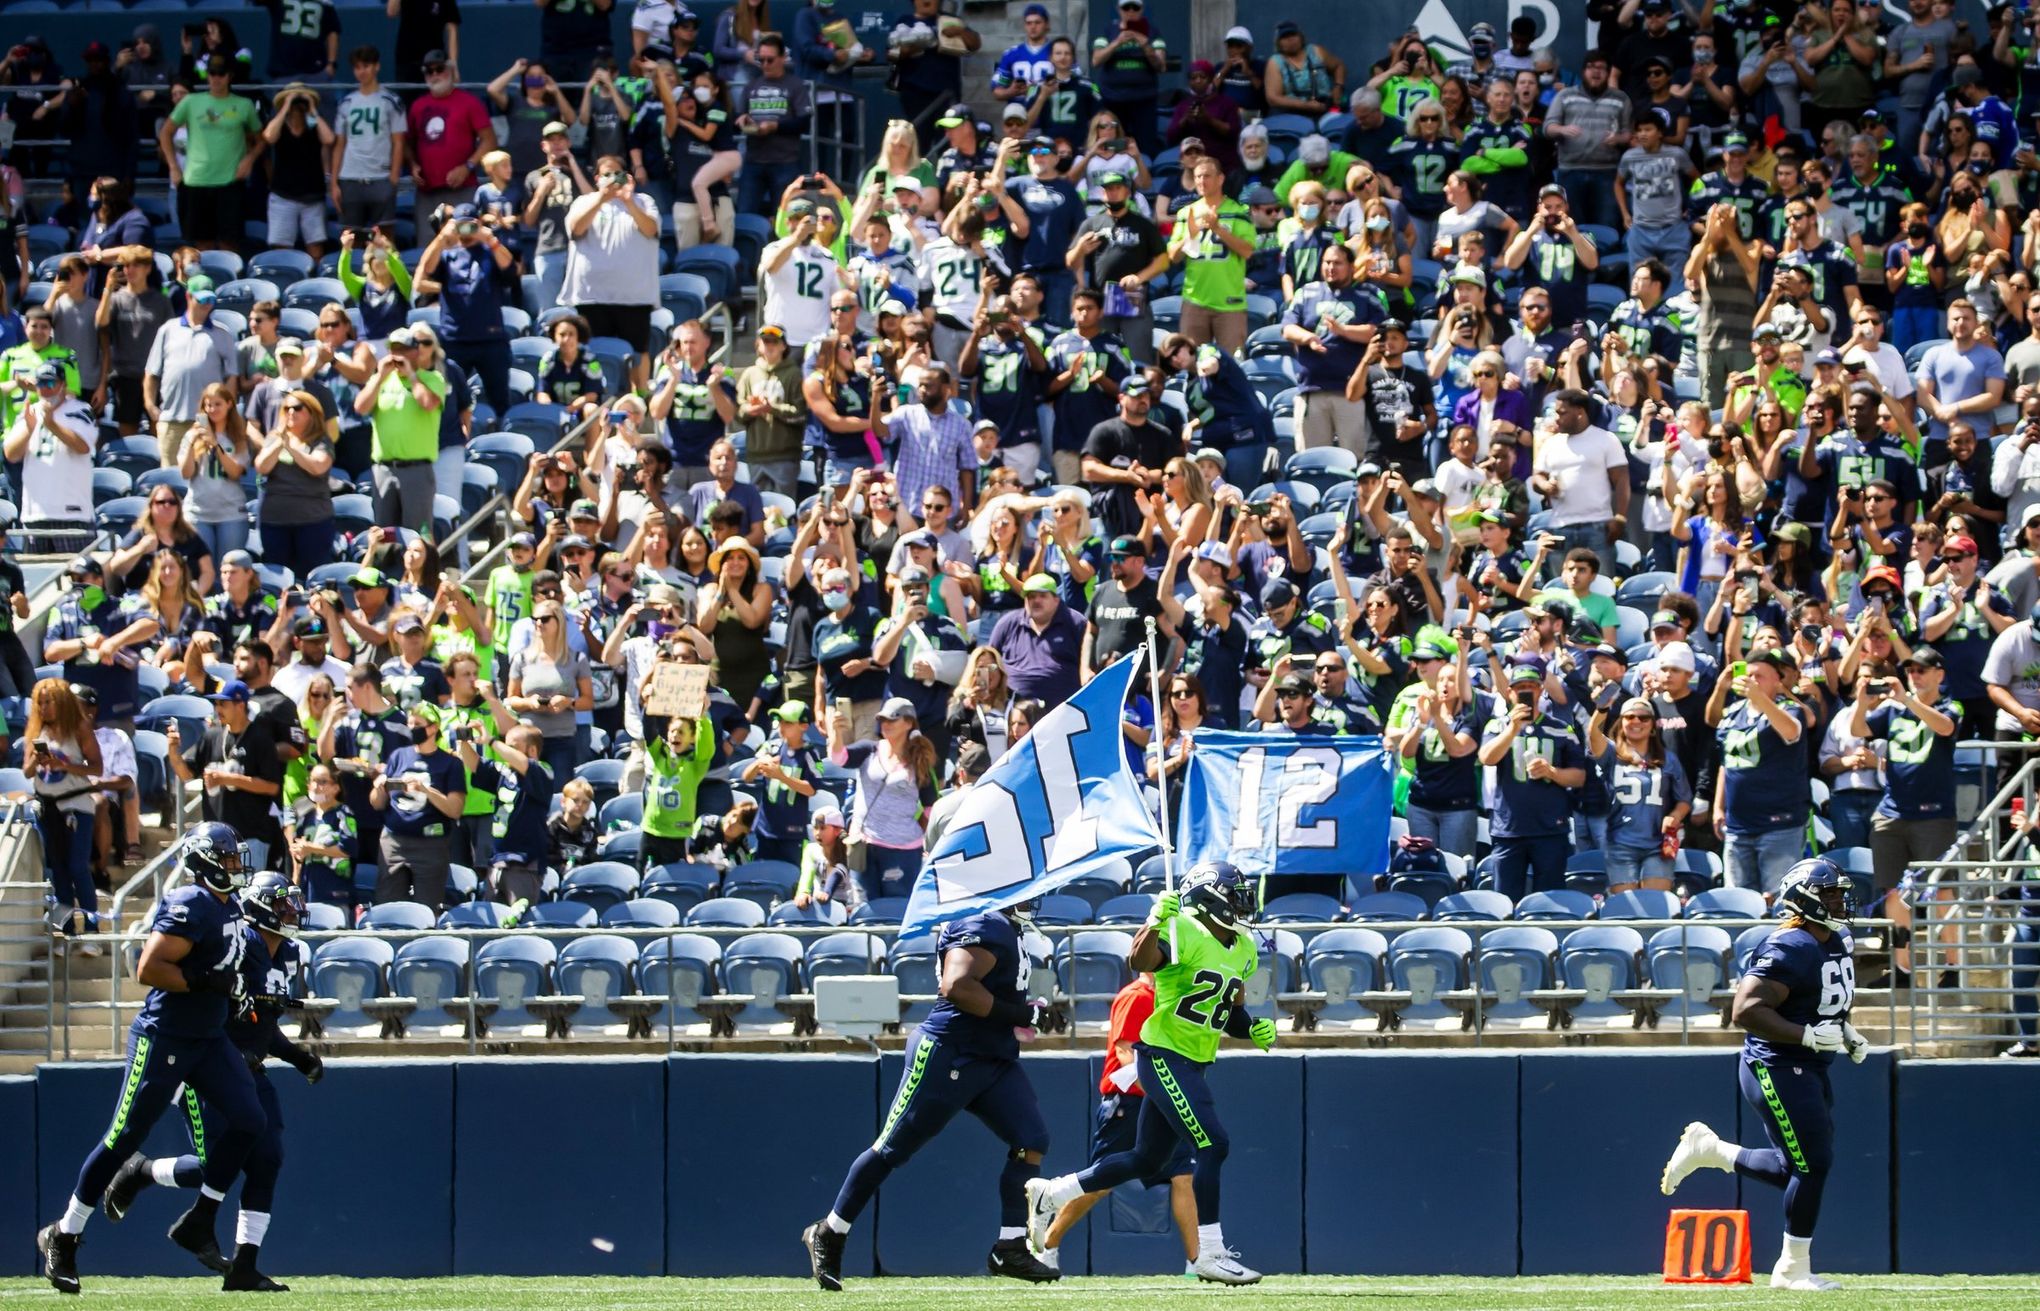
[1229, 746, 1341, 851]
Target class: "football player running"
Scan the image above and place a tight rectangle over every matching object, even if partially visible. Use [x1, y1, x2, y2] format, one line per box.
[1025, 861, 1275, 1284]
[1659, 857, 1868, 1290]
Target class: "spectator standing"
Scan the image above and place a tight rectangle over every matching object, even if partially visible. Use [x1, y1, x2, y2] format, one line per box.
[1684, 202, 1761, 410]
[1531, 388, 1630, 575]
[888, 0, 977, 142]
[990, 574, 1085, 709]
[49, 44, 138, 200]
[522, 121, 589, 315]
[880, 362, 975, 522]
[332, 47, 407, 229]
[488, 57, 578, 179]
[1478, 658, 1588, 900]
[1168, 61, 1242, 173]
[1914, 300, 2006, 454]
[827, 695, 939, 899]
[1885, 0, 1954, 156]
[1008, 139, 1088, 324]
[1091, 0, 1167, 158]
[390, 0, 462, 86]
[660, 66, 741, 248]
[736, 37, 812, 218]
[259, 0, 341, 79]
[743, 702, 825, 863]
[415, 204, 515, 415]
[1281, 243, 1383, 454]
[369, 703, 467, 909]
[406, 55, 496, 235]
[262, 84, 336, 260]
[1614, 113, 1697, 294]
[159, 60, 260, 252]
[764, 199, 845, 349]
[1168, 157, 1255, 354]
[143, 274, 239, 463]
[1713, 648, 1811, 895]
[354, 327, 446, 537]
[1214, 26, 1265, 119]
[536, 0, 615, 81]
[684, 438, 765, 541]
[1263, 19, 1345, 123]
[116, 24, 173, 133]
[991, 3, 1054, 103]
[1851, 651, 1959, 951]
[736, 325, 807, 495]
[1542, 53, 1631, 231]
[3, 362, 95, 536]
[650, 321, 739, 487]
[1068, 170, 1168, 363]
[167, 679, 286, 869]
[562, 158, 663, 381]
[176, 382, 255, 561]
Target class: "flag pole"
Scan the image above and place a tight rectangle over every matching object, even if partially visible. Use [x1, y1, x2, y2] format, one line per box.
[1144, 616, 1179, 957]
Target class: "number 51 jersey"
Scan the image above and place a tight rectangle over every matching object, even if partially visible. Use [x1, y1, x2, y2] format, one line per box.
[1741, 923, 1855, 1067]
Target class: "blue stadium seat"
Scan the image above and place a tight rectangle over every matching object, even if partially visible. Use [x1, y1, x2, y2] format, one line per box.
[1615, 571, 1677, 609]
[361, 901, 435, 932]
[307, 936, 394, 1034]
[1302, 927, 1390, 1026]
[1559, 924, 1646, 1021]
[92, 467, 133, 506]
[891, 933, 942, 1026]
[1515, 889, 1598, 922]
[1685, 887, 1767, 921]
[197, 250, 246, 283]
[389, 936, 472, 1035]
[1060, 930, 1133, 1023]
[1096, 893, 1155, 926]
[1244, 928, 1305, 1011]
[131, 730, 170, 807]
[439, 902, 508, 929]
[1601, 888, 1682, 922]
[303, 904, 348, 933]
[1647, 924, 1735, 1010]
[1262, 892, 1345, 927]
[1132, 852, 1172, 894]
[721, 932, 804, 1030]
[503, 401, 569, 445]
[249, 249, 314, 287]
[669, 245, 740, 306]
[639, 934, 723, 1032]
[1432, 890, 1513, 923]
[98, 435, 162, 479]
[525, 900, 598, 929]
[848, 897, 908, 925]
[559, 861, 640, 914]
[468, 431, 537, 503]
[769, 900, 848, 927]
[214, 277, 280, 319]
[330, 493, 375, 539]
[556, 934, 646, 1036]
[282, 276, 348, 311]
[1389, 871, 1459, 909]
[1347, 890, 1428, 923]
[724, 858, 800, 913]
[1031, 893, 1093, 927]
[460, 462, 498, 521]
[473, 935, 558, 1036]
[572, 756, 629, 810]
[1731, 923, 1775, 975]
[1388, 926, 1472, 1024]
[1058, 872, 1128, 916]
[600, 897, 682, 929]
[806, 931, 885, 979]
[686, 897, 768, 929]
[1474, 924, 1558, 1023]
[598, 829, 644, 863]
[642, 862, 720, 916]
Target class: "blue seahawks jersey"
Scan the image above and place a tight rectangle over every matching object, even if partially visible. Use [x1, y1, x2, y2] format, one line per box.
[134, 886, 246, 1039]
[919, 911, 1028, 1060]
[1482, 711, 1585, 839]
[1742, 924, 1855, 1067]
[1865, 701, 1958, 821]
[228, 930, 303, 1062]
[1716, 697, 1810, 835]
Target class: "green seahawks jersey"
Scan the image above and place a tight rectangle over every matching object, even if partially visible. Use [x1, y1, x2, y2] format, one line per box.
[642, 717, 716, 839]
[441, 695, 501, 817]
[1141, 913, 1258, 1065]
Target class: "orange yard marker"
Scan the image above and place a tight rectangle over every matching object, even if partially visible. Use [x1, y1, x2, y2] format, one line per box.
[1663, 1209, 1752, 1284]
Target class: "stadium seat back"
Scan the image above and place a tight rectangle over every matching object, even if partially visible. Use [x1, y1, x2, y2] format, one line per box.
[303, 904, 347, 933]
[723, 932, 803, 1027]
[686, 897, 768, 929]
[439, 902, 507, 930]
[526, 900, 598, 929]
[559, 861, 641, 914]
[725, 858, 800, 913]
[1560, 925, 1646, 1000]
[768, 899, 848, 927]
[309, 937, 394, 1029]
[559, 935, 641, 1013]
[1685, 887, 1768, 922]
[891, 939, 941, 1025]
[1477, 925, 1558, 1002]
[848, 897, 909, 925]
[1647, 924, 1734, 1001]
[1060, 930, 1133, 1023]
[1388, 926, 1472, 1001]
[1433, 890, 1513, 923]
[1058, 872, 1128, 916]
[393, 936, 472, 1028]
[600, 898, 683, 929]
[640, 934, 721, 1010]
[1347, 890, 1428, 924]
[1388, 871, 1458, 910]
[1304, 927, 1390, 1022]
[1096, 893, 1156, 926]
[1515, 889, 1598, 922]
[1601, 889, 1681, 922]
[474, 936, 558, 1029]
[361, 900, 435, 932]
[806, 931, 886, 979]
[1032, 893, 1094, 927]
[1732, 923, 1777, 975]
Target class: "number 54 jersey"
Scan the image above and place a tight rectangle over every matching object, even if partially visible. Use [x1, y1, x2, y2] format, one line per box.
[1741, 923, 1855, 1067]
[1143, 914, 1257, 1066]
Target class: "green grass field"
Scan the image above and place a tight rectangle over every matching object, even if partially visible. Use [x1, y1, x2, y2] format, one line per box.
[4, 1275, 2038, 1308]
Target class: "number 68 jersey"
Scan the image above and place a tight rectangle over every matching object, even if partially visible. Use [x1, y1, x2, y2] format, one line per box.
[1741, 922, 1855, 1067]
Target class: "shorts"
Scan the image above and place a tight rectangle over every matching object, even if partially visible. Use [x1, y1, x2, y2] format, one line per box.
[579, 303, 655, 356]
[1092, 1090, 1193, 1185]
[179, 183, 245, 246]
[109, 374, 146, 424]
[266, 194, 328, 248]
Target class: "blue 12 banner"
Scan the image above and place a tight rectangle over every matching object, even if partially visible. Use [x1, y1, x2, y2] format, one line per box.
[1176, 732, 1394, 880]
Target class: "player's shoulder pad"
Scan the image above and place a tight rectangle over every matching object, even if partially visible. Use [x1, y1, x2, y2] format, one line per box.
[940, 911, 1007, 952]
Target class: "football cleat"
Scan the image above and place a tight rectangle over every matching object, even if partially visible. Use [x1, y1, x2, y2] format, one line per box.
[800, 1220, 845, 1292]
[1022, 1177, 1066, 1255]
[223, 1244, 289, 1292]
[1192, 1248, 1263, 1284]
[102, 1152, 152, 1222]
[38, 1223, 80, 1295]
[1661, 1121, 1726, 1195]
[169, 1204, 230, 1274]
[986, 1237, 1060, 1282]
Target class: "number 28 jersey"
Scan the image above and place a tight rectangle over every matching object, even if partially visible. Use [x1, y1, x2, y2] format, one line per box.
[1143, 914, 1257, 1066]
[1742, 924, 1854, 1067]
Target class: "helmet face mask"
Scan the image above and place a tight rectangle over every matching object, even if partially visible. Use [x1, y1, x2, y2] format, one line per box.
[240, 872, 306, 938]
[1779, 857, 1852, 932]
[184, 822, 251, 895]
[1181, 860, 1257, 930]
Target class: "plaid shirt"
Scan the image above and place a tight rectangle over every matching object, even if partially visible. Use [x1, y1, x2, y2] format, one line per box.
[888, 402, 974, 515]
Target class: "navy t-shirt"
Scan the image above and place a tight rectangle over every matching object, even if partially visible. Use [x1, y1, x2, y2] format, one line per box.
[435, 243, 510, 343]
[332, 707, 412, 822]
[134, 885, 243, 1039]
[1600, 748, 1692, 851]
[1865, 700, 1957, 821]
[1405, 691, 1493, 812]
[1009, 177, 1086, 272]
[1743, 924, 1854, 1066]
[377, 744, 469, 837]
[751, 738, 824, 843]
[1281, 282, 1384, 395]
[472, 756, 554, 866]
[1481, 711, 1585, 838]
[1715, 697, 1810, 835]
[919, 910, 1029, 1060]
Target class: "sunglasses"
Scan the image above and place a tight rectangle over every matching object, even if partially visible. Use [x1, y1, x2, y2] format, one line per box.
[537, 615, 559, 625]
[1473, 370, 1496, 379]
[150, 497, 179, 507]
[1277, 690, 1311, 700]
[1941, 552, 1974, 561]
[1619, 711, 1654, 721]
[280, 402, 305, 412]
[1169, 687, 1196, 699]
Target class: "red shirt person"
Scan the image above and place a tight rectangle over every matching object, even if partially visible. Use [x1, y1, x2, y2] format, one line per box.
[406, 52, 496, 233]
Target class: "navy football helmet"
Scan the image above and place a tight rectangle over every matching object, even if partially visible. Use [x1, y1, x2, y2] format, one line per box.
[1180, 860, 1258, 930]
[1778, 857, 1852, 932]
[183, 822, 249, 895]
[240, 872, 306, 939]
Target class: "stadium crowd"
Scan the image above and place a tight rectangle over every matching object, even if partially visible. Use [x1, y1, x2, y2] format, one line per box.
[3, 0, 2039, 1028]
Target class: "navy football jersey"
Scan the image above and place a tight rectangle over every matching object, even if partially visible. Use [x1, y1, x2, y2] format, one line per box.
[228, 930, 304, 1062]
[1716, 697, 1810, 835]
[1742, 924, 1855, 1067]
[134, 886, 246, 1039]
[920, 911, 1029, 1060]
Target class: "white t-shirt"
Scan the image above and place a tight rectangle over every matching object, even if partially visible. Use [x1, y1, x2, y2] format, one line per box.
[273, 656, 353, 703]
[762, 240, 840, 347]
[1840, 339, 1914, 400]
[562, 193, 662, 308]
[1982, 621, 2040, 731]
[1435, 456, 1485, 543]
[14, 396, 97, 524]
[1534, 424, 1628, 528]
[631, 0, 677, 38]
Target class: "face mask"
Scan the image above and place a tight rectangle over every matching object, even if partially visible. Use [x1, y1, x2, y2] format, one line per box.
[1805, 182, 1827, 200]
[79, 585, 106, 611]
[523, 74, 546, 90]
[1909, 222, 1932, 239]
[1967, 160, 1991, 176]
[823, 589, 852, 612]
[1299, 204, 1321, 221]
[1952, 189, 1975, 206]
[409, 724, 433, 746]
[1365, 215, 1391, 233]
[693, 85, 714, 104]
[1470, 38, 1493, 57]
[1106, 197, 1128, 212]
[1539, 72, 1555, 86]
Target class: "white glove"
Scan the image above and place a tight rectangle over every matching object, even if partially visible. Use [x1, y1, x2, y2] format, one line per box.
[1803, 1020, 1848, 1053]
[1842, 1021, 1870, 1064]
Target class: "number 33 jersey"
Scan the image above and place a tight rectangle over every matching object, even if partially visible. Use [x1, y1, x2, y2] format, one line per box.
[1742, 924, 1855, 1067]
[1143, 915, 1257, 1066]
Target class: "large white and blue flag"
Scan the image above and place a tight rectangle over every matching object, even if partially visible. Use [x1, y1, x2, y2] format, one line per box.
[900, 653, 1163, 936]
[1176, 732, 1395, 880]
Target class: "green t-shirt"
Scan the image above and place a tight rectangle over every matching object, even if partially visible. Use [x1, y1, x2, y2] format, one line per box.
[281, 707, 320, 811]
[169, 92, 259, 189]
[442, 695, 501, 816]
[643, 718, 716, 839]
[485, 565, 537, 640]
[1535, 586, 1619, 633]
[1171, 198, 1254, 314]
[369, 366, 448, 467]
[1141, 912, 1258, 1065]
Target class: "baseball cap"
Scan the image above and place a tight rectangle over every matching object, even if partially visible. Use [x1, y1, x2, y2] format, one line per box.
[1190, 447, 1226, 467]
[1815, 348, 1842, 366]
[646, 584, 686, 608]
[897, 565, 932, 586]
[1723, 131, 1750, 152]
[1506, 659, 1547, 685]
[935, 102, 974, 128]
[221, 549, 257, 571]
[1241, 184, 1280, 207]
[349, 566, 387, 588]
[293, 616, 328, 638]
[274, 337, 305, 358]
[757, 325, 787, 343]
[559, 533, 594, 552]
[66, 556, 104, 581]
[387, 326, 417, 349]
[1410, 638, 1451, 662]
[811, 806, 848, 833]
[887, 175, 921, 193]
[1224, 25, 1253, 44]
[1261, 577, 1298, 609]
[508, 531, 537, 550]
[1122, 375, 1154, 398]
[1022, 2, 1050, 18]
[1590, 643, 1630, 666]
[973, 418, 1000, 434]
[1953, 65, 1983, 87]
[1538, 182, 1568, 201]
[1178, 136, 1209, 157]
[210, 679, 253, 704]
[1747, 647, 1796, 672]
[1190, 59, 1216, 77]
[1275, 671, 1315, 697]
[1448, 265, 1488, 289]
[448, 202, 479, 222]
[542, 120, 570, 137]
[1193, 541, 1233, 567]
[570, 498, 601, 520]
[422, 48, 450, 67]
[1274, 19, 1301, 38]
[771, 702, 815, 723]
[954, 742, 993, 781]
[1108, 535, 1148, 558]
[1619, 696, 1657, 718]
[1650, 609, 1683, 632]
[1022, 573, 1058, 594]
[1003, 102, 1029, 122]
[876, 696, 919, 721]
[899, 528, 937, 551]
[184, 273, 217, 304]
[1753, 323, 1783, 340]
[1944, 534, 1980, 555]
[1862, 564, 1903, 592]
[878, 298, 909, 317]
[33, 362, 64, 387]
[1902, 644, 1945, 670]
[1098, 169, 1132, 188]
[785, 197, 817, 219]
[69, 683, 99, 709]
[1655, 641, 1697, 673]
[393, 613, 426, 635]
